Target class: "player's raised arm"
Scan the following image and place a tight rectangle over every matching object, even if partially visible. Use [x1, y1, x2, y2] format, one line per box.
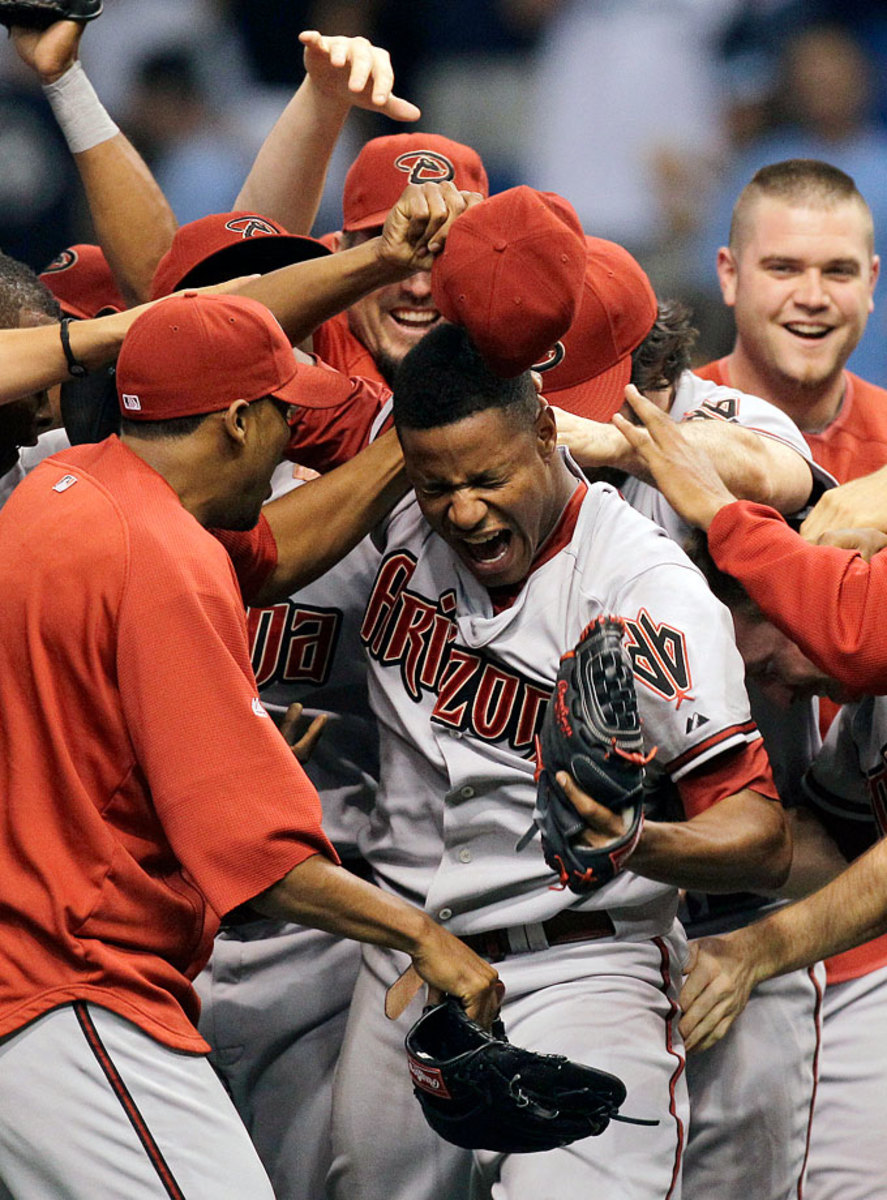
[559, 385, 814, 515]
[11, 18, 178, 304]
[236, 30, 420, 234]
[253, 427, 407, 605]
[240, 180, 480, 343]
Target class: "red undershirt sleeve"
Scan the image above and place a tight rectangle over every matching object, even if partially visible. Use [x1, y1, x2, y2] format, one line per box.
[708, 500, 887, 693]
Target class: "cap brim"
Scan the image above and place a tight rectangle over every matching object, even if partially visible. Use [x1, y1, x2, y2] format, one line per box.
[157, 236, 331, 297]
[542, 355, 632, 422]
[273, 360, 357, 411]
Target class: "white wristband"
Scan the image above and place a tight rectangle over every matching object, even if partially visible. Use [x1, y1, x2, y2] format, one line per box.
[42, 61, 119, 154]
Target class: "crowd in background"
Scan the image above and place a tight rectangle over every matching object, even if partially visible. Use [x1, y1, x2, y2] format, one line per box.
[3, 0, 887, 377]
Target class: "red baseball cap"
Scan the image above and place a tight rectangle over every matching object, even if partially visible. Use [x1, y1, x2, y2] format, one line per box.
[532, 237, 658, 420]
[430, 186, 586, 378]
[342, 133, 489, 232]
[40, 244, 126, 318]
[117, 293, 354, 420]
[149, 212, 330, 299]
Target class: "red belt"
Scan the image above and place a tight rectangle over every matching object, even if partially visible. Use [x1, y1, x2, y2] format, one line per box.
[461, 909, 615, 963]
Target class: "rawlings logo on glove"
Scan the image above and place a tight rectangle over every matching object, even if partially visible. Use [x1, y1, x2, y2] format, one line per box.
[534, 615, 655, 893]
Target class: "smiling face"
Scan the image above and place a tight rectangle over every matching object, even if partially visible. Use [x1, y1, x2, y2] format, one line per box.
[718, 195, 879, 423]
[342, 229, 442, 384]
[400, 403, 570, 590]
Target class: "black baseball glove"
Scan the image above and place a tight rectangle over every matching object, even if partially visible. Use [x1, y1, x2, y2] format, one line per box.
[405, 996, 634, 1153]
[534, 615, 654, 893]
[0, 0, 101, 30]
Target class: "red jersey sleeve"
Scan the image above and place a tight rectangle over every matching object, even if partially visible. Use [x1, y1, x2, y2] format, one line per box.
[213, 512, 278, 604]
[677, 738, 778, 819]
[709, 500, 887, 693]
[116, 539, 337, 920]
[285, 370, 393, 472]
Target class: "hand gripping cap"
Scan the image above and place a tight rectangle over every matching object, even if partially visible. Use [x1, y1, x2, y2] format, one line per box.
[405, 997, 628, 1153]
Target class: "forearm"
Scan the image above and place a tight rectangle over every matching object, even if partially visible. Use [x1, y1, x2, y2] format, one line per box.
[680, 422, 813, 514]
[629, 791, 791, 892]
[73, 134, 178, 304]
[257, 427, 407, 602]
[235, 79, 349, 233]
[240, 238, 407, 344]
[709, 501, 887, 691]
[0, 310, 136, 402]
[733, 838, 887, 982]
[254, 852, 429, 949]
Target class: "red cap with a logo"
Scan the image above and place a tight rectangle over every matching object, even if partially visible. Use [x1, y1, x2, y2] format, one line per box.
[531, 237, 658, 420]
[430, 186, 586, 378]
[342, 133, 489, 232]
[40, 244, 126, 318]
[149, 212, 330, 299]
[117, 293, 354, 420]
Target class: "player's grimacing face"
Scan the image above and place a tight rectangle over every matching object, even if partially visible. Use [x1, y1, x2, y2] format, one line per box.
[401, 405, 564, 590]
[719, 197, 878, 392]
[344, 229, 442, 383]
[732, 611, 860, 708]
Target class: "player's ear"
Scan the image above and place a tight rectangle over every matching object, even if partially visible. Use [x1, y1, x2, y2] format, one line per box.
[869, 254, 880, 312]
[535, 398, 558, 458]
[716, 246, 738, 307]
[221, 399, 250, 445]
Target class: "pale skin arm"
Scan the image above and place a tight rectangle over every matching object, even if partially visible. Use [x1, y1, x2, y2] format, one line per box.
[800, 465, 887, 542]
[252, 853, 502, 1025]
[679, 837, 887, 1052]
[12, 21, 177, 305]
[241, 180, 480, 344]
[557, 772, 791, 893]
[236, 30, 420, 233]
[555, 387, 814, 515]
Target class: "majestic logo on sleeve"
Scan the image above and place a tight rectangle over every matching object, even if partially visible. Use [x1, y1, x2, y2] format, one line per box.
[394, 151, 456, 184]
[248, 602, 342, 688]
[361, 552, 551, 753]
[623, 609, 694, 708]
[225, 216, 282, 239]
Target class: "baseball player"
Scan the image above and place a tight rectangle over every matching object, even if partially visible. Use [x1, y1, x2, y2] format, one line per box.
[324, 311, 791, 1200]
[144, 181, 476, 1197]
[694, 157, 887, 1200]
[0, 290, 501, 1199]
[613, 387, 887, 1148]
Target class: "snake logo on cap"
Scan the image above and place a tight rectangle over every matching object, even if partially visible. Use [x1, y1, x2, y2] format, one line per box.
[394, 151, 455, 184]
[532, 342, 566, 373]
[42, 248, 78, 274]
[225, 217, 281, 240]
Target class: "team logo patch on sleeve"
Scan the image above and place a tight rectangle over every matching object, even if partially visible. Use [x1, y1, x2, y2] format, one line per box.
[52, 474, 78, 493]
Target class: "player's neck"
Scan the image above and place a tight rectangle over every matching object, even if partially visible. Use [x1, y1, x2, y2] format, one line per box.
[121, 434, 221, 525]
[723, 347, 846, 434]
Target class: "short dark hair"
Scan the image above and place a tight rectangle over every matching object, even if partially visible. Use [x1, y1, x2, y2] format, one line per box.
[630, 299, 697, 393]
[120, 412, 211, 440]
[393, 323, 538, 433]
[0, 252, 60, 329]
[730, 159, 873, 255]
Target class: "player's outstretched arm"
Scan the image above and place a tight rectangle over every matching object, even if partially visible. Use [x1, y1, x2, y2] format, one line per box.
[680, 835, 887, 1052]
[254, 427, 406, 605]
[236, 30, 420, 233]
[12, 19, 177, 304]
[558, 772, 791, 893]
[241, 180, 479, 343]
[252, 853, 502, 1027]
